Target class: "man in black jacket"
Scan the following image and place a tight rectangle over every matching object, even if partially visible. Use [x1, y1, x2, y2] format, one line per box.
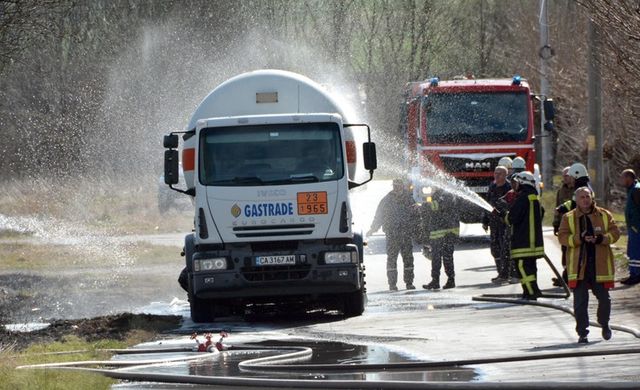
[421, 188, 460, 290]
[499, 171, 545, 300]
[482, 165, 512, 284]
[368, 179, 418, 291]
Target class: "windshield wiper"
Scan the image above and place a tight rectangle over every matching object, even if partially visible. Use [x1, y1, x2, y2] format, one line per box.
[232, 176, 263, 184]
[288, 174, 319, 183]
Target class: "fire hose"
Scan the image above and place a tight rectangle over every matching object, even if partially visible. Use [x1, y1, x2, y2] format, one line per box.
[18, 331, 640, 389]
[472, 254, 640, 339]
[16, 253, 640, 389]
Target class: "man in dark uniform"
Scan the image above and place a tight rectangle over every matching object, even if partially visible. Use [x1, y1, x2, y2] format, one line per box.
[421, 188, 460, 290]
[498, 171, 545, 300]
[368, 179, 418, 291]
[483, 165, 511, 284]
[620, 169, 640, 285]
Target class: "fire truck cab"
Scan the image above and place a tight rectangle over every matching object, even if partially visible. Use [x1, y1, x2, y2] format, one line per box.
[401, 76, 549, 221]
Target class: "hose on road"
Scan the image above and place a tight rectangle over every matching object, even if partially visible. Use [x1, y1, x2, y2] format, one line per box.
[17, 257, 640, 388]
[18, 341, 640, 389]
[472, 254, 640, 339]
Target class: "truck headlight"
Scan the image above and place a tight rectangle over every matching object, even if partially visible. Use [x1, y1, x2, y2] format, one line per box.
[421, 186, 433, 195]
[324, 251, 357, 264]
[194, 258, 227, 272]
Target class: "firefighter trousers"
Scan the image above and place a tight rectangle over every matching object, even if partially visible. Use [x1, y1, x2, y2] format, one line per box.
[517, 257, 541, 298]
[430, 236, 455, 282]
[490, 221, 508, 276]
[573, 280, 610, 338]
[386, 234, 414, 287]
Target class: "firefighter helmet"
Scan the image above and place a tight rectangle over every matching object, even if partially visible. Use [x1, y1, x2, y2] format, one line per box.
[569, 162, 589, 179]
[512, 157, 526, 172]
[514, 171, 536, 188]
[497, 156, 513, 169]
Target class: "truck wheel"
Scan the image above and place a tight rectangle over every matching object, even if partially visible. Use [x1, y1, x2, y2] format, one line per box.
[343, 289, 366, 317]
[189, 293, 215, 323]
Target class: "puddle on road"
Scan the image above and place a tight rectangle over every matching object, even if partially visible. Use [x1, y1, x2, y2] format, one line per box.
[113, 339, 478, 388]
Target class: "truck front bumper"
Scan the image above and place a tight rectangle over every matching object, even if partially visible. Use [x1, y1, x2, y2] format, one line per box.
[191, 263, 363, 300]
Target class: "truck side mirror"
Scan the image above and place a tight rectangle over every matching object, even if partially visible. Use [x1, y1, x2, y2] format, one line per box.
[543, 99, 555, 121]
[164, 134, 179, 149]
[363, 142, 377, 171]
[164, 150, 179, 185]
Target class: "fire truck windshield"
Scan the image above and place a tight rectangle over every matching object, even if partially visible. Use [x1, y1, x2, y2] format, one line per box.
[424, 91, 529, 144]
[199, 123, 344, 186]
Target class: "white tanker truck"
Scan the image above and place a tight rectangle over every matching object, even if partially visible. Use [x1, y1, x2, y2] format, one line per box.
[163, 70, 377, 322]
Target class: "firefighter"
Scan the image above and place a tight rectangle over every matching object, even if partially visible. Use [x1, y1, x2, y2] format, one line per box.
[482, 165, 512, 284]
[556, 162, 592, 218]
[551, 166, 574, 286]
[497, 171, 545, 299]
[619, 169, 640, 285]
[556, 166, 575, 207]
[558, 186, 620, 343]
[512, 156, 526, 174]
[553, 162, 590, 286]
[421, 188, 460, 290]
[498, 156, 513, 175]
[368, 179, 418, 291]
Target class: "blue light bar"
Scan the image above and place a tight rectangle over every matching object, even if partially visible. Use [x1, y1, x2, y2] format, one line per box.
[430, 77, 439, 87]
[512, 75, 522, 85]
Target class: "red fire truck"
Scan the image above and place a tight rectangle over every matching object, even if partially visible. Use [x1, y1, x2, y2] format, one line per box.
[401, 76, 551, 221]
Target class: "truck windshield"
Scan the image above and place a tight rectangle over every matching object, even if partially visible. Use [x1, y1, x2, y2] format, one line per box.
[199, 123, 344, 186]
[424, 91, 529, 144]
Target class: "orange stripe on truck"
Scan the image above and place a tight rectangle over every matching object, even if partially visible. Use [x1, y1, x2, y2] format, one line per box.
[345, 141, 356, 164]
[182, 148, 195, 171]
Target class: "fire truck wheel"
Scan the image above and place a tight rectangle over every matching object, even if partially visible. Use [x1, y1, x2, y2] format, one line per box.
[343, 289, 366, 317]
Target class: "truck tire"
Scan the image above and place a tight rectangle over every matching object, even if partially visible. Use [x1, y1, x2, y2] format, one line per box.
[343, 289, 366, 317]
[189, 293, 215, 323]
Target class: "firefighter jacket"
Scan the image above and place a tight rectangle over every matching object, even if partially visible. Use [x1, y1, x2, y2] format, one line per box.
[625, 180, 640, 234]
[558, 205, 620, 289]
[420, 192, 459, 243]
[370, 190, 418, 236]
[555, 183, 573, 207]
[505, 185, 545, 259]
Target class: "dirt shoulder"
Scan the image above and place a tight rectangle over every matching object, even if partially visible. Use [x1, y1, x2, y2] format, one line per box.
[0, 313, 182, 351]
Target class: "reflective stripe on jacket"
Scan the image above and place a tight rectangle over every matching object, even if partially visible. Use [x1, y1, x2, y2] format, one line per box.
[558, 205, 620, 289]
[421, 197, 459, 241]
[505, 186, 545, 259]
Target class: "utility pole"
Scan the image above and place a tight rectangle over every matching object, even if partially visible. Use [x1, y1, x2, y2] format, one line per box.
[587, 18, 604, 203]
[539, 0, 553, 189]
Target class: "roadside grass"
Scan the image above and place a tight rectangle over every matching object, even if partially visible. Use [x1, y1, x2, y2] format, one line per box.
[0, 241, 180, 272]
[0, 176, 192, 235]
[0, 332, 154, 390]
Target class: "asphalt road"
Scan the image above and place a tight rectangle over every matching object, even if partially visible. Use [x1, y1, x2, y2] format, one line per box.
[137, 180, 640, 384]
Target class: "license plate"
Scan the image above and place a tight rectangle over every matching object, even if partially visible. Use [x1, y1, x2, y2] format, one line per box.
[255, 255, 296, 266]
[468, 186, 489, 193]
[297, 191, 328, 215]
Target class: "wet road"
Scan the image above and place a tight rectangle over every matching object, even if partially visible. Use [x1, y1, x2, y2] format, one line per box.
[5, 180, 640, 386]
[111, 181, 640, 386]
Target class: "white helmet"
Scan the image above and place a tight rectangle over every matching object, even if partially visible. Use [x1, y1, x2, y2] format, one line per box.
[569, 162, 589, 179]
[512, 156, 526, 171]
[497, 157, 513, 169]
[514, 171, 536, 188]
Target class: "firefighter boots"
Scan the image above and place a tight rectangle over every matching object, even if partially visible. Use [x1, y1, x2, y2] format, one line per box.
[443, 278, 455, 289]
[423, 280, 440, 290]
